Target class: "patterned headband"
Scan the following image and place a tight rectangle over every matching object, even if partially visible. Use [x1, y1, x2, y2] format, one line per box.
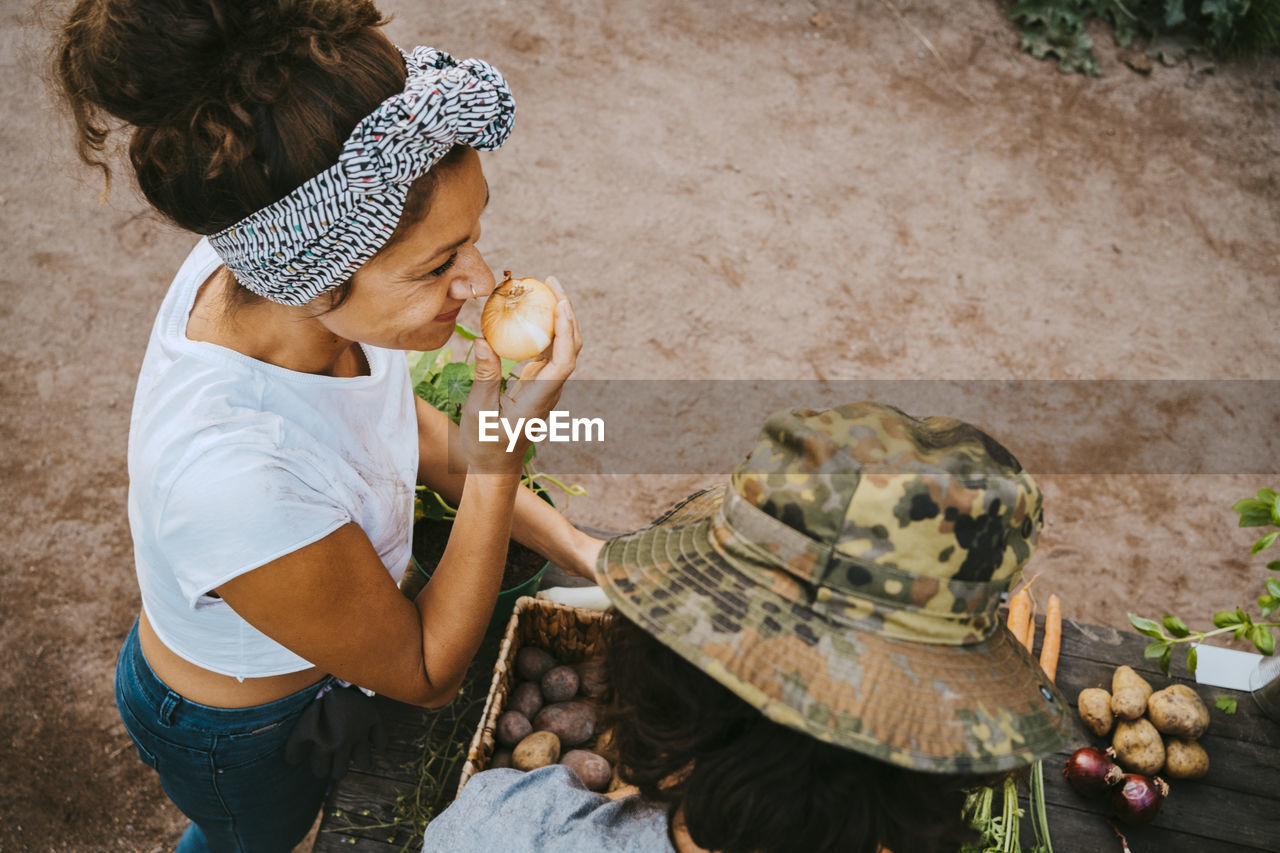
[208, 46, 515, 306]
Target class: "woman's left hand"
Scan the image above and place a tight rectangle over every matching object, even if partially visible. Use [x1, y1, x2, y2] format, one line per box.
[564, 529, 605, 581]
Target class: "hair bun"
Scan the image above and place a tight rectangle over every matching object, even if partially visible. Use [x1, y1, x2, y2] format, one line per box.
[212, 2, 387, 101]
[61, 0, 386, 128]
[58, 0, 400, 232]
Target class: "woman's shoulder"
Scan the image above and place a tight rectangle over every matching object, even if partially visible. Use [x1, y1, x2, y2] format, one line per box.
[422, 765, 675, 853]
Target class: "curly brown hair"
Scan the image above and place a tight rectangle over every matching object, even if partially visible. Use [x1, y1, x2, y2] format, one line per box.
[56, 0, 410, 234]
[602, 612, 993, 853]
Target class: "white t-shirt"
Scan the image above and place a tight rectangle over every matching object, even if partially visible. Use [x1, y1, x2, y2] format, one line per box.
[129, 239, 418, 679]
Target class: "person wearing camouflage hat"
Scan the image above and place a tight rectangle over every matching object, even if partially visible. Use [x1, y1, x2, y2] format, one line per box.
[598, 400, 1071, 775]
[424, 402, 1071, 853]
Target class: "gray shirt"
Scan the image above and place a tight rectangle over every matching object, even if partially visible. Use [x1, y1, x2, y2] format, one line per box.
[423, 765, 677, 852]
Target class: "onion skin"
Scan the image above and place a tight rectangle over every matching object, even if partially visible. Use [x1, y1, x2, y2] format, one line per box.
[481, 272, 557, 361]
[1063, 746, 1124, 798]
[1109, 774, 1169, 825]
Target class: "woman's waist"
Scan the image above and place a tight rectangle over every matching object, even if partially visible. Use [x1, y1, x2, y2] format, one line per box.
[138, 609, 326, 708]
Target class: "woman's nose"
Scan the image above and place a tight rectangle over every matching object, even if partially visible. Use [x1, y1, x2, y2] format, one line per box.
[448, 247, 496, 301]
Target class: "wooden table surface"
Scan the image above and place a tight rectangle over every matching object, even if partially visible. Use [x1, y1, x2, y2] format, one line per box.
[315, 564, 1279, 852]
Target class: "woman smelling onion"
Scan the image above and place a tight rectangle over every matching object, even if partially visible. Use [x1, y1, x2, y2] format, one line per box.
[55, 2, 600, 849]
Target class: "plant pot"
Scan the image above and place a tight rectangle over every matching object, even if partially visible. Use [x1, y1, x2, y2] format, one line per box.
[1249, 654, 1280, 723]
[404, 485, 555, 635]
[490, 563, 548, 631]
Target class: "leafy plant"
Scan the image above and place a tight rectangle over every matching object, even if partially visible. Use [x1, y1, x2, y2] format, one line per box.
[407, 323, 585, 522]
[960, 764, 1053, 853]
[1127, 487, 1280, 676]
[1009, 0, 1280, 75]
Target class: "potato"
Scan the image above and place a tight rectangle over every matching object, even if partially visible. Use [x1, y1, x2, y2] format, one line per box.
[1077, 687, 1115, 736]
[509, 680, 544, 720]
[1163, 737, 1210, 779]
[1110, 666, 1153, 721]
[496, 710, 533, 748]
[516, 646, 558, 682]
[1147, 684, 1209, 740]
[513, 730, 561, 771]
[560, 749, 613, 792]
[1112, 718, 1165, 775]
[541, 665, 581, 703]
[575, 657, 610, 699]
[490, 748, 514, 769]
[534, 700, 598, 747]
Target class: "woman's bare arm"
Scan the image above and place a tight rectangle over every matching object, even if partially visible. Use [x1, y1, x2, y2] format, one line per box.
[214, 471, 520, 707]
[416, 396, 603, 581]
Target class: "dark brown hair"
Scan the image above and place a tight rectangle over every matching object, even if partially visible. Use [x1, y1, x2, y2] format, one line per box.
[55, 0, 455, 312]
[56, 0, 409, 234]
[602, 613, 991, 853]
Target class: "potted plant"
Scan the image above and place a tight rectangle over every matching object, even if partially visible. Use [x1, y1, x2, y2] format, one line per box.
[1127, 488, 1280, 716]
[400, 324, 585, 631]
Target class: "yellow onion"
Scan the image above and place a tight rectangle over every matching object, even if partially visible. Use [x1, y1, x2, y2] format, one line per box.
[481, 272, 557, 361]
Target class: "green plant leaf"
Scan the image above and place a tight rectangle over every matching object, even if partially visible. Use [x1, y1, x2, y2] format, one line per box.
[1129, 613, 1166, 639]
[1269, 561, 1280, 572]
[1213, 609, 1241, 628]
[1163, 615, 1190, 638]
[407, 348, 450, 386]
[1144, 640, 1170, 659]
[1234, 497, 1268, 515]
[1186, 645, 1198, 674]
[1259, 595, 1280, 618]
[415, 486, 458, 521]
[1252, 626, 1276, 656]
[1159, 645, 1173, 675]
[438, 362, 474, 409]
[1240, 508, 1275, 528]
[1258, 488, 1278, 504]
[1010, 0, 1101, 76]
[1267, 578, 1280, 598]
[453, 322, 479, 341]
[1164, 0, 1188, 28]
[1253, 531, 1279, 554]
[415, 381, 451, 413]
[1215, 695, 1237, 714]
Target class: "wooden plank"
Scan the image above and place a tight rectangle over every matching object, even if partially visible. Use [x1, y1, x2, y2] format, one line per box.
[320, 607, 1280, 852]
[1052, 646, 1280, 800]
[1036, 615, 1280, 849]
[1028, 615, 1277, 746]
[1019, 792, 1271, 853]
[317, 633, 505, 850]
[1036, 743, 1280, 849]
[316, 769, 418, 851]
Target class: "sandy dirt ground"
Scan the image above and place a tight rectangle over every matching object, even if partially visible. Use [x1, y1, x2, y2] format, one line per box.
[2, 0, 1277, 850]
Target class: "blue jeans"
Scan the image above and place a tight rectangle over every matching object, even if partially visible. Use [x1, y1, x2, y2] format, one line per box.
[114, 619, 334, 852]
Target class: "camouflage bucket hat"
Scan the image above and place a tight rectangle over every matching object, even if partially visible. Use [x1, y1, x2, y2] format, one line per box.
[596, 401, 1072, 774]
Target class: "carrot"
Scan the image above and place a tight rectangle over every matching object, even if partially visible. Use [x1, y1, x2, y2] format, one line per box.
[1039, 593, 1062, 683]
[1007, 588, 1033, 652]
[1022, 597, 1038, 651]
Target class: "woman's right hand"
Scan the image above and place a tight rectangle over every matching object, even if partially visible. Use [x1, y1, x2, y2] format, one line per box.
[458, 276, 582, 476]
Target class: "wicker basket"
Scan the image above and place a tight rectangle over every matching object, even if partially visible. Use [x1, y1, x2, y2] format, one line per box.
[456, 595, 612, 797]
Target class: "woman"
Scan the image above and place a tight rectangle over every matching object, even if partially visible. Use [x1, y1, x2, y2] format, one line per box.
[56, 2, 600, 850]
[424, 402, 1075, 852]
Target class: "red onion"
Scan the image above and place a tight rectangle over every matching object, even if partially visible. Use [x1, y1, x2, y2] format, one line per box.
[1062, 746, 1124, 798]
[1109, 774, 1169, 825]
